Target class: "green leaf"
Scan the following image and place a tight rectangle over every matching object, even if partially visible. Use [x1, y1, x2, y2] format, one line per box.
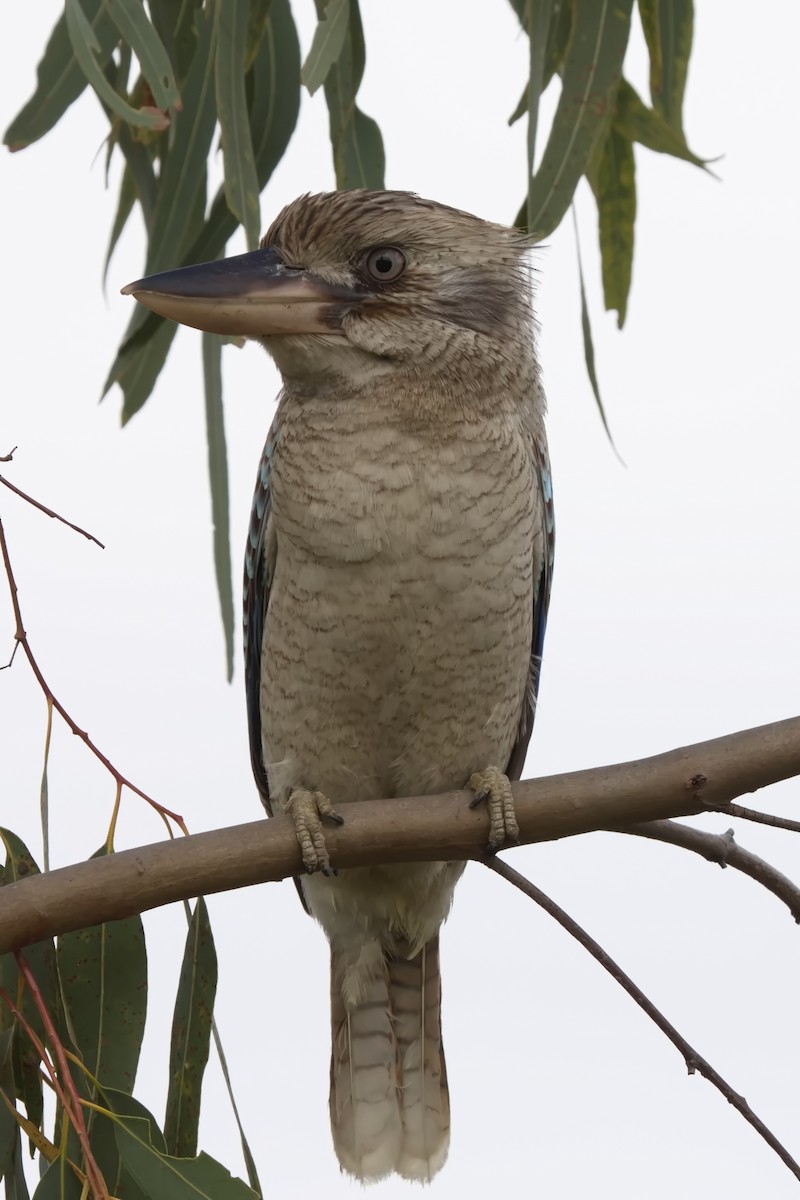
[103, 165, 137, 288]
[100, 0, 181, 111]
[526, 0, 553, 227]
[302, 0, 349, 95]
[517, 0, 634, 239]
[613, 77, 706, 169]
[150, 0, 203, 86]
[202, 335, 235, 680]
[31, 1159, 83, 1200]
[508, 0, 573, 126]
[114, 317, 178, 425]
[115, 125, 158, 233]
[90, 1088, 167, 1199]
[589, 125, 636, 327]
[2, 1130, 30, 1200]
[116, 1115, 257, 1200]
[0, 1028, 17, 1181]
[651, 0, 693, 134]
[142, 3, 217, 274]
[215, 0, 262, 251]
[319, 0, 385, 188]
[106, 2, 216, 415]
[0, 831, 60, 1138]
[209, 1024, 261, 1197]
[245, 0, 276, 69]
[248, 0, 302, 189]
[3, 1, 118, 151]
[64, 0, 170, 131]
[57, 847, 147, 1096]
[637, 0, 660, 90]
[164, 899, 217, 1158]
[572, 209, 617, 449]
[39, 705, 53, 874]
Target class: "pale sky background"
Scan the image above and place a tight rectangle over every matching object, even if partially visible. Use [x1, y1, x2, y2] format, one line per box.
[2, 4, 800, 1198]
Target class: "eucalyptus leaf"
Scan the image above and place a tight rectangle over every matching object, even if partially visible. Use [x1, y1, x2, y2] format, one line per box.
[215, 0, 261, 250]
[57, 847, 147, 1096]
[101, 0, 181, 110]
[64, 0, 170, 130]
[202, 334, 235, 680]
[302, 0, 349, 95]
[164, 899, 217, 1158]
[517, 0, 634, 239]
[3, 1, 118, 150]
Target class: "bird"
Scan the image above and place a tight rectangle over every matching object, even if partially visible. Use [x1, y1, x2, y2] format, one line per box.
[123, 189, 554, 1183]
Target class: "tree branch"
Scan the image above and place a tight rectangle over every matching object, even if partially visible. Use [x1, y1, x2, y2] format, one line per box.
[621, 819, 800, 921]
[485, 857, 800, 1183]
[1, 716, 800, 954]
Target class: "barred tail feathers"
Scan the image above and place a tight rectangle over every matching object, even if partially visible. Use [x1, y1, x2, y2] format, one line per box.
[328, 935, 450, 1182]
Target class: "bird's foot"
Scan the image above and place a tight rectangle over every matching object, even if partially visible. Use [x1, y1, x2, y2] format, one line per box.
[468, 766, 519, 852]
[286, 788, 344, 875]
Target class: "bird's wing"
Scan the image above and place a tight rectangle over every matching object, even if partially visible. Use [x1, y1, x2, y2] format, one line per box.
[243, 419, 281, 815]
[505, 430, 555, 782]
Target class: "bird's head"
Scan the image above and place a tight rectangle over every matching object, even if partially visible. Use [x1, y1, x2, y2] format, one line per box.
[122, 190, 535, 389]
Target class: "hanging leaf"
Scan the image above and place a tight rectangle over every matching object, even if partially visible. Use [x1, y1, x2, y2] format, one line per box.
[508, 0, 574, 126]
[516, 0, 634, 239]
[302, 0, 349, 95]
[64, 0, 169, 131]
[88, 1087, 167, 1199]
[164, 899, 217, 1158]
[149, 0, 203, 85]
[116, 1114, 257, 1200]
[57, 847, 147, 1097]
[613, 78, 707, 169]
[572, 210, 618, 450]
[0, 1028, 17, 1181]
[590, 125, 636, 327]
[650, 0, 693, 134]
[215, 0, 261, 250]
[318, 0, 385, 188]
[202, 334, 235, 680]
[3, 1130, 31, 1200]
[31, 1159, 83, 1199]
[102, 164, 138, 287]
[3, 1, 118, 150]
[0, 832, 62, 1139]
[101, 0, 181, 112]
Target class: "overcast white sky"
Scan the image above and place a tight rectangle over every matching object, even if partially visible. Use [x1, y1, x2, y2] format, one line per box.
[2, 4, 800, 1197]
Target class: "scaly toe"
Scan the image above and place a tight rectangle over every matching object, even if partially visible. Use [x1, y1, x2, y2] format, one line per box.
[469, 766, 519, 851]
[286, 788, 343, 874]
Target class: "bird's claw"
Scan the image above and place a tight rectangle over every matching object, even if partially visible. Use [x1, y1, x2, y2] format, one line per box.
[286, 788, 344, 875]
[468, 766, 519, 852]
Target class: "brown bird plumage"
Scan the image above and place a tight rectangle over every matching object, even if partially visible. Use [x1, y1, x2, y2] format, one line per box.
[123, 190, 553, 1182]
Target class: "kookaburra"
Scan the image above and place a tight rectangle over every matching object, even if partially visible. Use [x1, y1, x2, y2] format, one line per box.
[124, 189, 553, 1183]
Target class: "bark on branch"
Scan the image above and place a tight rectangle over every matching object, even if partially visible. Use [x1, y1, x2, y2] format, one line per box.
[1, 715, 799, 955]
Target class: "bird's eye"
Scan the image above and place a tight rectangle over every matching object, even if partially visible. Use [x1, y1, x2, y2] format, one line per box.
[365, 247, 406, 282]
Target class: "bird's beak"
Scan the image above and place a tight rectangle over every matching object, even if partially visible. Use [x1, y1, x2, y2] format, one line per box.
[121, 246, 361, 337]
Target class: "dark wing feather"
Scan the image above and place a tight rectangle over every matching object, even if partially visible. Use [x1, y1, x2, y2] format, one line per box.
[243, 419, 281, 815]
[505, 430, 555, 781]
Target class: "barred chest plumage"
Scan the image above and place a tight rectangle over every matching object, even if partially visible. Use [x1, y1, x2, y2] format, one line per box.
[260, 387, 539, 808]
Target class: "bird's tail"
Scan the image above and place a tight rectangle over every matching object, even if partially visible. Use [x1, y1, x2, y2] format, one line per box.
[329, 934, 450, 1182]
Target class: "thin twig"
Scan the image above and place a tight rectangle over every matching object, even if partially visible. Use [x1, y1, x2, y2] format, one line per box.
[619, 819, 800, 922]
[0, 447, 17, 463]
[13, 955, 109, 1198]
[0, 473, 105, 548]
[701, 802, 800, 835]
[486, 856, 800, 1183]
[0, 516, 186, 833]
[0, 975, 108, 1199]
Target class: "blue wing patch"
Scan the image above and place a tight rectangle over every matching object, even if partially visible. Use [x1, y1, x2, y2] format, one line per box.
[243, 419, 280, 815]
[505, 431, 554, 781]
